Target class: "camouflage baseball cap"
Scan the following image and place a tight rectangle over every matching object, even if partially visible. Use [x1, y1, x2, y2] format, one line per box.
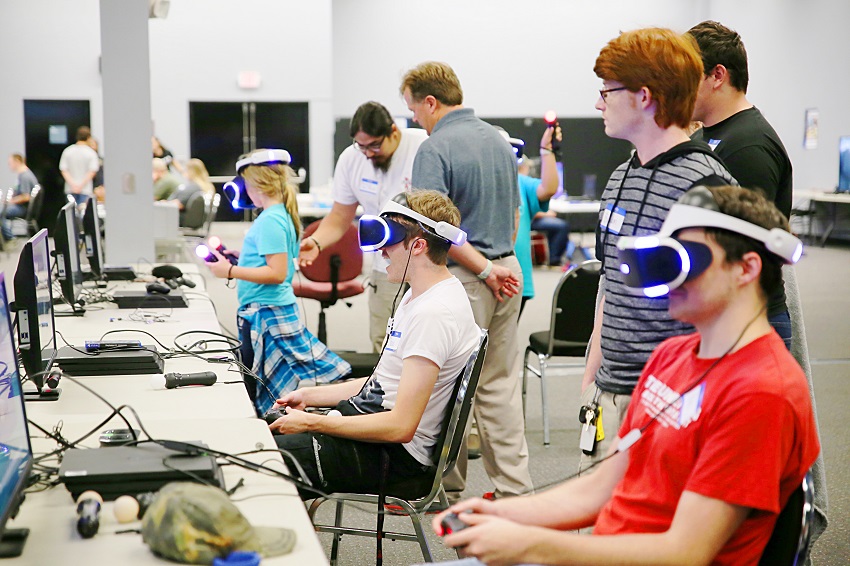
[141, 482, 296, 564]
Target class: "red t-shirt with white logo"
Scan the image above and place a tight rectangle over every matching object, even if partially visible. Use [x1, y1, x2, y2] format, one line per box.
[594, 331, 820, 565]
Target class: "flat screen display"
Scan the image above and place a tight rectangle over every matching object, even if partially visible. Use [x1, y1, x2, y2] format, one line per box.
[0, 271, 34, 543]
[838, 136, 850, 192]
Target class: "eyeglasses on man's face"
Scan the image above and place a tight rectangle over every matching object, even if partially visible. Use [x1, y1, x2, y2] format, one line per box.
[599, 86, 628, 101]
[353, 137, 385, 154]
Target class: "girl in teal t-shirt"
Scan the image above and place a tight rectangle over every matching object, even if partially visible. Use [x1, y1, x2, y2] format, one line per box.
[203, 151, 350, 414]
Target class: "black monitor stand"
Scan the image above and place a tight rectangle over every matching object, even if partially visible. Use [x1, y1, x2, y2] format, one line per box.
[23, 388, 61, 402]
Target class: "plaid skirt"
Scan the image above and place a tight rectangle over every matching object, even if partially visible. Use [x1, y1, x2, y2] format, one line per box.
[238, 303, 351, 414]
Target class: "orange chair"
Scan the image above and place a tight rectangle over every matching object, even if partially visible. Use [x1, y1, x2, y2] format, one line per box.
[292, 220, 365, 345]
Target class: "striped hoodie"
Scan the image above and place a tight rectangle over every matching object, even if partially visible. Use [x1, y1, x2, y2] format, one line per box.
[594, 140, 736, 395]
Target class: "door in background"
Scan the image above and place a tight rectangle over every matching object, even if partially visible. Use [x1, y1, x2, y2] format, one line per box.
[23, 100, 91, 233]
[190, 101, 309, 221]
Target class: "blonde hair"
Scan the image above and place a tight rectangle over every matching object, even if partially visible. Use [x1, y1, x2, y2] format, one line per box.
[239, 150, 301, 236]
[400, 61, 463, 105]
[400, 189, 461, 265]
[185, 158, 215, 195]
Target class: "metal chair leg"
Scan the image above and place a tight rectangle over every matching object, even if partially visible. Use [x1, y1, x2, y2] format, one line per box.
[521, 347, 532, 419]
[408, 512, 434, 562]
[539, 354, 550, 446]
[329, 499, 344, 566]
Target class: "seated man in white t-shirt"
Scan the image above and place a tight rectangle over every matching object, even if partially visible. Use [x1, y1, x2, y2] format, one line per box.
[271, 190, 479, 500]
[299, 101, 428, 352]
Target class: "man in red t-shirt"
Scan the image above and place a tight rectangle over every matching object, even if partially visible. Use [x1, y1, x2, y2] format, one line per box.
[433, 184, 820, 566]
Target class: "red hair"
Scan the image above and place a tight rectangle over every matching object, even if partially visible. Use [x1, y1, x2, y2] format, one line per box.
[594, 28, 702, 129]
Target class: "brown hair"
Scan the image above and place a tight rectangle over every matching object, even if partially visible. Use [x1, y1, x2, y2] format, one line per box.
[10, 153, 25, 165]
[688, 20, 749, 93]
[594, 28, 702, 129]
[400, 61, 463, 106]
[703, 185, 790, 297]
[396, 189, 461, 265]
[240, 150, 301, 237]
[76, 126, 92, 142]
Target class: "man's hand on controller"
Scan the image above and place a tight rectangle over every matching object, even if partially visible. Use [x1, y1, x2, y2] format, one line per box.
[276, 391, 308, 411]
[267, 405, 319, 435]
[434, 499, 538, 566]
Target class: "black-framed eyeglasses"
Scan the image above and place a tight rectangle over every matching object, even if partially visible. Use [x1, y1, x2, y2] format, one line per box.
[599, 87, 628, 101]
[352, 137, 385, 154]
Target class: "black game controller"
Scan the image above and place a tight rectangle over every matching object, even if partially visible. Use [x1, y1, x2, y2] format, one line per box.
[146, 281, 172, 294]
[440, 512, 469, 536]
[263, 407, 286, 425]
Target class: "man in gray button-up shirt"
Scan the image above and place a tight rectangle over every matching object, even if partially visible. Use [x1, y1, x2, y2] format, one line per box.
[402, 61, 533, 501]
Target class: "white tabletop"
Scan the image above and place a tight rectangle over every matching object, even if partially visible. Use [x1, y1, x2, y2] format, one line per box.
[9, 419, 327, 565]
[794, 189, 850, 203]
[9, 271, 328, 565]
[548, 199, 601, 215]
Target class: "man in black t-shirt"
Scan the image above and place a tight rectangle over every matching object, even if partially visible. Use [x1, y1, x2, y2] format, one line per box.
[688, 20, 793, 345]
[689, 20, 830, 550]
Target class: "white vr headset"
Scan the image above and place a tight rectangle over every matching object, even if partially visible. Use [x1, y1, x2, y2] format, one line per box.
[223, 149, 292, 210]
[617, 187, 803, 298]
[358, 198, 467, 252]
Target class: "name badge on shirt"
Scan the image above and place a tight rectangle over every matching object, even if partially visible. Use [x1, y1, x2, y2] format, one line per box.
[678, 383, 705, 427]
[385, 330, 402, 352]
[359, 178, 379, 195]
[600, 203, 626, 234]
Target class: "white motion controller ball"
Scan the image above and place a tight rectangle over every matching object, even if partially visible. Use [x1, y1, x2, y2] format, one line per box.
[77, 490, 103, 505]
[113, 495, 140, 523]
[327, 410, 342, 417]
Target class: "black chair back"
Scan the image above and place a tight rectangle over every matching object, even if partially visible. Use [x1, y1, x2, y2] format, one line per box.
[759, 470, 815, 566]
[407, 328, 487, 503]
[546, 259, 601, 356]
[181, 190, 207, 229]
[25, 185, 44, 234]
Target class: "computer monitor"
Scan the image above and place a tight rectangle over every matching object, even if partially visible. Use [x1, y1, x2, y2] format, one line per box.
[838, 136, 850, 192]
[53, 201, 84, 313]
[80, 196, 105, 279]
[13, 229, 58, 400]
[0, 272, 35, 557]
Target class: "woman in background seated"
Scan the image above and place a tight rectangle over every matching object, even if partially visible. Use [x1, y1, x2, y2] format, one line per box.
[171, 158, 214, 227]
[201, 149, 351, 415]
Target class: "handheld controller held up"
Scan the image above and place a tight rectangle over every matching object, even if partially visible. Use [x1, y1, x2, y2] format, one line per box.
[208, 236, 239, 265]
[195, 244, 217, 263]
[439, 512, 469, 536]
[544, 110, 561, 153]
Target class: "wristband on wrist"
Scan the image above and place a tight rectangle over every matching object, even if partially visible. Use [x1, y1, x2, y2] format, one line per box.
[477, 259, 493, 280]
[227, 264, 234, 281]
[540, 147, 554, 156]
[309, 236, 323, 253]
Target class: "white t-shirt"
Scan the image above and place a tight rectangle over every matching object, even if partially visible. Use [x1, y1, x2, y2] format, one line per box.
[348, 276, 479, 466]
[332, 128, 428, 273]
[59, 143, 100, 195]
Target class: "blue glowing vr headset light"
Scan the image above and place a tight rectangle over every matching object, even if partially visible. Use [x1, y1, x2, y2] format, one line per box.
[222, 149, 292, 210]
[358, 215, 409, 252]
[357, 199, 468, 252]
[617, 236, 712, 297]
[222, 176, 252, 210]
[616, 187, 803, 297]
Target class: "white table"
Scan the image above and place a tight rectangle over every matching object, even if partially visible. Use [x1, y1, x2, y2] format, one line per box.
[794, 189, 850, 246]
[9, 274, 329, 564]
[9, 420, 327, 565]
[548, 199, 601, 215]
